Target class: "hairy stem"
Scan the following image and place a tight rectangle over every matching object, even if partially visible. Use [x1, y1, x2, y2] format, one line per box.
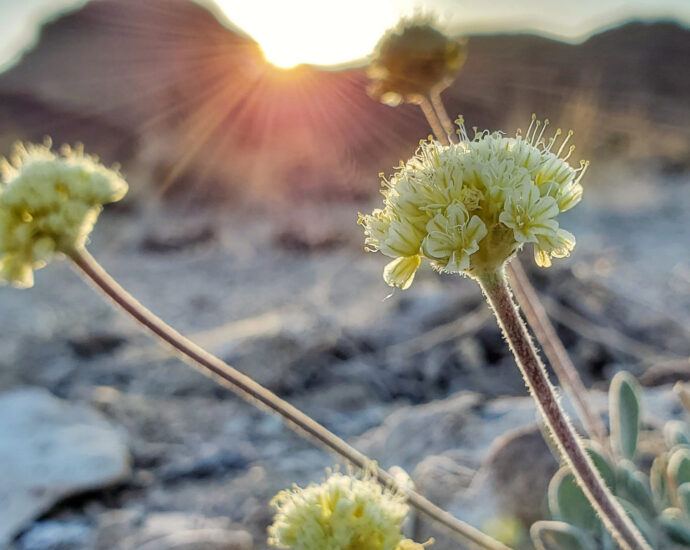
[476, 268, 650, 550]
[507, 260, 609, 447]
[68, 248, 511, 550]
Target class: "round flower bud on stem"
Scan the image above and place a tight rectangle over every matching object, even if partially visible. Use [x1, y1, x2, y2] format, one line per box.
[0, 141, 128, 288]
[367, 17, 467, 107]
[359, 115, 587, 288]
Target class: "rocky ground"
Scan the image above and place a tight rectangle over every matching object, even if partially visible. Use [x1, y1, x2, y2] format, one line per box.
[0, 167, 688, 550]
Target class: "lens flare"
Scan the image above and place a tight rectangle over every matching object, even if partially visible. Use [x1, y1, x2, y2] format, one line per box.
[213, 0, 398, 68]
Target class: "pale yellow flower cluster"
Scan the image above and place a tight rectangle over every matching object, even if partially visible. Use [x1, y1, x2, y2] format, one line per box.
[0, 141, 128, 288]
[359, 116, 587, 289]
[268, 471, 428, 550]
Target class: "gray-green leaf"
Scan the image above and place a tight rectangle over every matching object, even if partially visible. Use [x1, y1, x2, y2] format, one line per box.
[617, 460, 656, 517]
[659, 507, 690, 545]
[530, 520, 596, 550]
[609, 371, 642, 461]
[668, 448, 690, 487]
[548, 467, 600, 531]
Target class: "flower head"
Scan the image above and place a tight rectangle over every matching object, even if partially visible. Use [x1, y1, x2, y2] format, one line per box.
[0, 141, 128, 288]
[367, 17, 467, 106]
[359, 115, 588, 288]
[268, 470, 429, 550]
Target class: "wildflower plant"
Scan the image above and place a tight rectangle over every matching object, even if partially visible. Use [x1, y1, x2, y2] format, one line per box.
[533, 374, 690, 549]
[0, 141, 510, 550]
[268, 470, 430, 550]
[360, 116, 650, 550]
[366, 17, 609, 448]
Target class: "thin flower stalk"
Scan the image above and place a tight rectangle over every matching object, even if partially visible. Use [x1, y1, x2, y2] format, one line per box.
[417, 95, 449, 147]
[429, 90, 455, 140]
[69, 248, 510, 550]
[476, 267, 650, 550]
[507, 259, 609, 446]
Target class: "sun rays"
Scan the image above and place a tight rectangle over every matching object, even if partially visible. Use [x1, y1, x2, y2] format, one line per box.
[1, 0, 426, 203]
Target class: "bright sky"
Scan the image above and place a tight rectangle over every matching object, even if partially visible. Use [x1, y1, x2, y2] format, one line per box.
[0, 0, 688, 69]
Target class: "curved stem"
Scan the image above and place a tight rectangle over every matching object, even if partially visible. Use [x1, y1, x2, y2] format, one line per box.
[507, 260, 609, 447]
[68, 248, 511, 550]
[475, 267, 650, 550]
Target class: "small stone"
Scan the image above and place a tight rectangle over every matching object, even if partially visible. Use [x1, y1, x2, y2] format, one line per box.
[0, 387, 131, 547]
[124, 513, 252, 550]
[18, 520, 93, 550]
[132, 529, 252, 550]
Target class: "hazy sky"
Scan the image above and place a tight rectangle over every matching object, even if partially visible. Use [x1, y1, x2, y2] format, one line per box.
[1, 0, 689, 69]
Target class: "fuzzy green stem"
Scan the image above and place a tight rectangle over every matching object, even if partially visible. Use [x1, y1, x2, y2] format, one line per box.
[507, 260, 609, 447]
[68, 248, 511, 550]
[476, 267, 651, 550]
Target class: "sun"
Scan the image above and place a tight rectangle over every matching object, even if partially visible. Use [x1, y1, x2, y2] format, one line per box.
[212, 0, 399, 68]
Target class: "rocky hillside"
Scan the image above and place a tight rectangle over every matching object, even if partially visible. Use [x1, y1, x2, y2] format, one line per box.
[0, 0, 688, 199]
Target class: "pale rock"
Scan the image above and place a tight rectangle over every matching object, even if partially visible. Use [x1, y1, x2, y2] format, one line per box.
[0, 388, 131, 548]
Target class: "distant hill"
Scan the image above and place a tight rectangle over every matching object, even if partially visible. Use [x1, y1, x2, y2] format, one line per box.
[0, 0, 688, 200]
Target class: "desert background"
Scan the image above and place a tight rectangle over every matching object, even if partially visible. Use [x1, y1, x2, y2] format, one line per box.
[0, 1, 688, 549]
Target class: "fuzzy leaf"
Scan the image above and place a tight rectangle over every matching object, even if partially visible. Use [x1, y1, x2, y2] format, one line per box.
[548, 468, 599, 531]
[584, 442, 616, 492]
[616, 497, 659, 548]
[668, 448, 690, 487]
[665, 420, 690, 448]
[530, 520, 596, 550]
[678, 483, 690, 518]
[609, 371, 642, 460]
[651, 454, 670, 509]
[617, 460, 656, 518]
[659, 508, 690, 545]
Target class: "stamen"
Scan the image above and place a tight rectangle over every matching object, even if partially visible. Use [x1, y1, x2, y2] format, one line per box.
[557, 130, 574, 157]
[575, 160, 590, 183]
[562, 145, 576, 161]
[531, 120, 541, 146]
[544, 128, 562, 153]
[455, 116, 470, 143]
[536, 119, 549, 147]
[526, 113, 537, 142]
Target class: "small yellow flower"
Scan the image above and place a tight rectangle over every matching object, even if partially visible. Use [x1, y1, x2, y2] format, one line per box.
[421, 203, 487, 273]
[268, 470, 427, 550]
[367, 17, 467, 106]
[0, 141, 128, 288]
[359, 115, 587, 288]
[383, 256, 421, 290]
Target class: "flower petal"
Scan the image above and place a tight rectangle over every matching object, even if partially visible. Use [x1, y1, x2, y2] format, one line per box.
[383, 255, 421, 289]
